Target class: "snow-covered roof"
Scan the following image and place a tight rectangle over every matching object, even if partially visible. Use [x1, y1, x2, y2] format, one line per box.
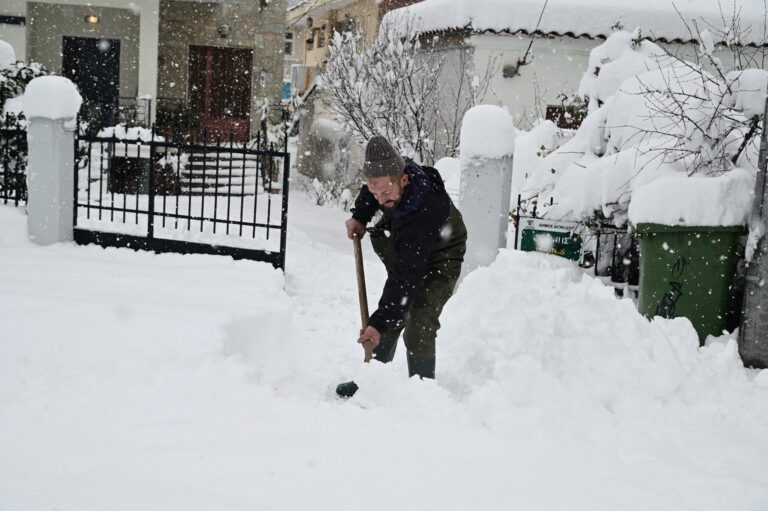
[385, 0, 768, 45]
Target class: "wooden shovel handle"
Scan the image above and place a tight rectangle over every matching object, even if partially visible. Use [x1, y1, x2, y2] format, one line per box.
[353, 235, 374, 362]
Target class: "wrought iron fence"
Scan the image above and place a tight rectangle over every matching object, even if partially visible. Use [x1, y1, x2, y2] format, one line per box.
[512, 195, 639, 292]
[73, 125, 290, 269]
[0, 118, 27, 206]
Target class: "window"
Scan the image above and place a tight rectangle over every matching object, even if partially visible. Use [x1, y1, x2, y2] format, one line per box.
[317, 26, 326, 48]
[285, 32, 293, 55]
[335, 16, 356, 34]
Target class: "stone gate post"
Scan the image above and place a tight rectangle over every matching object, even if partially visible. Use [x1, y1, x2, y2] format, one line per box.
[23, 76, 82, 245]
[459, 105, 516, 276]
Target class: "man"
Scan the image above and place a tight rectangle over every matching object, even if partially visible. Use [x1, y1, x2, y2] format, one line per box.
[344, 135, 467, 381]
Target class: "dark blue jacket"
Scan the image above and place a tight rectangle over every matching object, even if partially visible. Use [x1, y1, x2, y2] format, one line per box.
[352, 161, 466, 332]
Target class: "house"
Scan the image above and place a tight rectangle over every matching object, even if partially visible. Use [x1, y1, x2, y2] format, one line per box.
[0, 0, 287, 141]
[284, 0, 422, 97]
[387, 0, 768, 131]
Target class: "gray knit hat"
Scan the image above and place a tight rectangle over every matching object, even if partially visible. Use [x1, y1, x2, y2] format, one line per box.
[362, 135, 405, 178]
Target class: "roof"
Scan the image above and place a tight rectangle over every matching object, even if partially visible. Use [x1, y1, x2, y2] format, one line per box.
[383, 0, 768, 45]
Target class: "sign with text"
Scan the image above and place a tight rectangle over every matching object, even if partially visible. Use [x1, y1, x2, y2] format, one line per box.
[517, 217, 582, 261]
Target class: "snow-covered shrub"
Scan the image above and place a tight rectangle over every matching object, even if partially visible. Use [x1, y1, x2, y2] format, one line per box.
[320, 12, 493, 164]
[517, 28, 763, 228]
[1, 60, 48, 122]
[0, 40, 48, 202]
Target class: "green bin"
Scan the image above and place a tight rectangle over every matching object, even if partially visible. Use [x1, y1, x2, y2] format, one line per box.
[636, 223, 744, 345]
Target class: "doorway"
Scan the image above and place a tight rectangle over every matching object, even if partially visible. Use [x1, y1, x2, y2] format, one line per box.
[62, 36, 121, 127]
[188, 45, 253, 142]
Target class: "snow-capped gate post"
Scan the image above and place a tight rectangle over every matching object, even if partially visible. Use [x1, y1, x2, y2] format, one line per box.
[22, 76, 82, 245]
[459, 105, 516, 276]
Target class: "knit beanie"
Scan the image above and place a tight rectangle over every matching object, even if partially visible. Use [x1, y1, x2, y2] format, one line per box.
[362, 135, 405, 178]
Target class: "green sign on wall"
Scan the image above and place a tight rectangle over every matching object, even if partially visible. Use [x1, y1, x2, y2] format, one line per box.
[517, 217, 582, 261]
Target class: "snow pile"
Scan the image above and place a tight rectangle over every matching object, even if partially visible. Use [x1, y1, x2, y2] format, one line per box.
[0, 39, 15, 69]
[517, 30, 759, 227]
[459, 104, 515, 163]
[22, 76, 82, 120]
[98, 124, 165, 142]
[1, 191, 768, 509]
[385, 0, 768, 45]
[628, 168, 755, 226]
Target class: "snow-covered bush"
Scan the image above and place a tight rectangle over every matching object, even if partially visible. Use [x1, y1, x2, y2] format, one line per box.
[517, 28, 763, 228]
[0, 40, 48, 202]
[320, 12, 493, 164]
[0, 39, 49, 124]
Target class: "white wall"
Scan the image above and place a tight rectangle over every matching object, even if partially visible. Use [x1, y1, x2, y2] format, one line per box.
[471, 33, 594, 130]
[469, 33, 750, 131]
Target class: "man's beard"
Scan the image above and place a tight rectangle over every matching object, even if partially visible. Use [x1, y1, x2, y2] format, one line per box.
[382, 199, 398, 211]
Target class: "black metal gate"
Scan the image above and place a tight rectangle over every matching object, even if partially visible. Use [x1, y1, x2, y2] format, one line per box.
[73, 127, 290, 269]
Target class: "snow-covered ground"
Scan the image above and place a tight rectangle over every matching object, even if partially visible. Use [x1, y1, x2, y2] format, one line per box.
[1, 191, 767, 510]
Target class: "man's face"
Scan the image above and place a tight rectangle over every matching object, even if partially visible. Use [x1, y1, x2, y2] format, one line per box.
[366, 173, 409, 210]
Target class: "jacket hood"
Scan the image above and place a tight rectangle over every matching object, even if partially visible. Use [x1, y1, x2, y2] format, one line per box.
[394, 160, 429, 219]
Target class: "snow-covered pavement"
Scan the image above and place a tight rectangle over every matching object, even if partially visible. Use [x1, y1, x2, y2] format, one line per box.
[1, 194, 767, 510]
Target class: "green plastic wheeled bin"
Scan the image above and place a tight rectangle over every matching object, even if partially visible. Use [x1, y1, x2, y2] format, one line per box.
[636, 223, 744, 345]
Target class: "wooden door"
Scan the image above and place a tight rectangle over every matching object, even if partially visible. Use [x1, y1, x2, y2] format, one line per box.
[189, 46, 253, 142]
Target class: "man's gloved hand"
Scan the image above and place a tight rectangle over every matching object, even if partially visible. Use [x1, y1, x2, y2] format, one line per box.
[345, 218, 366, 240]
[357, 325, 381, 349]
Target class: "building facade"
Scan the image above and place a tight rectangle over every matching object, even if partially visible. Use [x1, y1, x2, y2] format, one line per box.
[0, 0, 286, 141]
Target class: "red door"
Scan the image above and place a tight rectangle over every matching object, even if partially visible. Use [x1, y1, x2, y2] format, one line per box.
[189, 46, 253, 142]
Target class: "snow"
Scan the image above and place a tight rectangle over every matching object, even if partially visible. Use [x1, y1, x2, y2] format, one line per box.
[459, 105, 515, 162]
[97, 125, 164, 142]
[511, 120, 574, 201]
[385, 0, 768, 45]
[2, 96, 24, 119]
[22, 76, 82, 120]
[628, 168, 755, 227]
[434, 156, 460, 202]
[578, 31, 671, 110]
[2, 187, 768, 509]
[0, 39, 15, 69]
[724, 68, 768, 118]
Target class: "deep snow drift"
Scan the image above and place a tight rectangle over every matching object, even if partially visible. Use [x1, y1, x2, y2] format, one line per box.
[1, 193, 767, 510]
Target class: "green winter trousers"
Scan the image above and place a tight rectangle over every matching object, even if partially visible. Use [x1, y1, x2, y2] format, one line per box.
[367, 214, 463, 379]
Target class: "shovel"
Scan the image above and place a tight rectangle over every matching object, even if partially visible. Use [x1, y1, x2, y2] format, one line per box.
[336, 235, 374, 398]
[354, 234, 375, 362]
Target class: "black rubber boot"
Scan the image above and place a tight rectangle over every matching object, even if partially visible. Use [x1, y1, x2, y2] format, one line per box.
[407, 354, 435, 380]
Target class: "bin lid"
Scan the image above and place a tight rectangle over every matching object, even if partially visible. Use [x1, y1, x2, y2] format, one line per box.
[634, 223, 746, 235]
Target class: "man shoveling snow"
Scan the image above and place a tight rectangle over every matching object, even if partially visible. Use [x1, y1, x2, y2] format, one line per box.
[338, 136, 467, 396]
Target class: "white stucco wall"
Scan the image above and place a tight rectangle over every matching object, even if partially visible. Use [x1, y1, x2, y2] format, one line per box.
[469, 32, 748, 130]
[471, 34, 595, 129]
[0, 0, 159, 113]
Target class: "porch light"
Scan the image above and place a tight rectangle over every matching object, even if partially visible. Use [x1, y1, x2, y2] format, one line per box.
[85, 14, 100, 24]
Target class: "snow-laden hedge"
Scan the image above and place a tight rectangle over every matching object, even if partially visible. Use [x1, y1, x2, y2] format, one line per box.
[516, 29, 765, 228]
